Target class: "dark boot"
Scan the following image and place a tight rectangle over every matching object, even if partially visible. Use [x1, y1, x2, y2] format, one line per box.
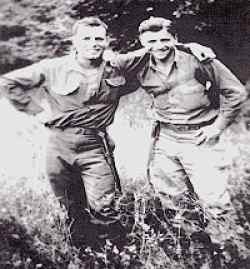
[68, 209, 102, 251]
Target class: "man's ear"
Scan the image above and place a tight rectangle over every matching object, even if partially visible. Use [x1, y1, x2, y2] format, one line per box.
[174, 34, 178, 43]
[105, 36, 111, 48]
[139, 35, 146, 47]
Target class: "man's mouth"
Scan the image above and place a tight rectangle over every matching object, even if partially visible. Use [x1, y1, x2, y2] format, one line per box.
[87, 49, 102, 54]
[154, 49, 169, 54]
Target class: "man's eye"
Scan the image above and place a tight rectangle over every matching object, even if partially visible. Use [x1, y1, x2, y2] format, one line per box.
[147, 40, 156, 44]
[160, 39, 170, 42]
[95, 37, 104, 41]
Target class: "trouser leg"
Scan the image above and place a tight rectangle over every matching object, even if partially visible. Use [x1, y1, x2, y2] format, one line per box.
[76, 146, 126, 249]
[46, 130, 125, 250]
[77, 147, 115, 212]
[181, 143, 230, 207]
[147, 135, 210, 261]
[45, 147, 94, 248]
[148, 126, 230, 207]
[148, 137, 194, 210]
[147, 130, 206, 233]
[46, 148, 87, 217]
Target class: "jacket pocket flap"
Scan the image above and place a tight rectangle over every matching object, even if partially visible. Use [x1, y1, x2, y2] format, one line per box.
[51, 86, 79, 95]
[104, 76, 126, 87]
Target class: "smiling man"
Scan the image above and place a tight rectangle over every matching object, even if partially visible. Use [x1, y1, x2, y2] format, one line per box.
[0, 16, 220, 251]
[134, 17, 246, 217]
[0, 17, 128, 251]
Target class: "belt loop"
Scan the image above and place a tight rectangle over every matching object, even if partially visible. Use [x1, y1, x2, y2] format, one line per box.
[156, 121, 160, 140]
[147, 120, 160, 182]
[151, 120, 160, 139]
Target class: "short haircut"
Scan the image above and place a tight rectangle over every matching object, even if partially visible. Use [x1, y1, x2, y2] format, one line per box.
[138, 17, 176, 36]
[72, 17, 108, 35]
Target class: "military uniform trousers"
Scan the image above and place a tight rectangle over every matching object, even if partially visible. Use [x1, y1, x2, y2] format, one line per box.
[147, 124, 230, 210]
[45, 127, 123, 248]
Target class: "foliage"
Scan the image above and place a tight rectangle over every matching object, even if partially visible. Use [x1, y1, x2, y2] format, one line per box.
[1, 152, 250, 268]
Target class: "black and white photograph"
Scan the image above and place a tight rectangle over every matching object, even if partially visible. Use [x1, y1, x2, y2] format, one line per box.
[0, 0, 250, 268]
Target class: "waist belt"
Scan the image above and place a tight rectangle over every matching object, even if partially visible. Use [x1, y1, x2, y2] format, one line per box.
[47, 126, 106, 136]
[159, 120, 214, 132]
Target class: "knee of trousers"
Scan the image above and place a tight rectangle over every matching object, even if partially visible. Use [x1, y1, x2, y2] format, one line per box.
[148, 164, 189, 197]
[46, 171, 69, 192]
[82, 164, 116, 212]
[46, 170, 81, 209]
[87, 191, 116, 213]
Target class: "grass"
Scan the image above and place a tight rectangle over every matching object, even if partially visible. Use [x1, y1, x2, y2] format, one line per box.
[1, 93, 250, 268]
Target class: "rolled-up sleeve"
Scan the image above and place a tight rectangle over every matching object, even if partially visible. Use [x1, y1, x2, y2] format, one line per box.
[116, 48, 149, 73]
[0, 60, 48, 115]
[210, 59, 247, 130]
[112, 49, 150, 96]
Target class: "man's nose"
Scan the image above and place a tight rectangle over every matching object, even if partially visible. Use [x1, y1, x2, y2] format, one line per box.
[154, 41, 165, 49]
[88, 38, 98, 46]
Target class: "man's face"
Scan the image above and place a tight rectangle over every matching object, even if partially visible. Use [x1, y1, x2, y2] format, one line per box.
[73, 25, 108, 61]
[139, 29, 176, 61]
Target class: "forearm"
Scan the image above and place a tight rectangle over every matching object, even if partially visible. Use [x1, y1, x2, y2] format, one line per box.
[0, 60, 48, 114]
[216, 86, 247, 131]
[106, 49, 149, 97]
[211, 59, 247, 130]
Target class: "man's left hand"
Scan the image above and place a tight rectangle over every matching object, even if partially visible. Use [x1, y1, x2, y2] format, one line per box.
[196, 125, 223, 146]
[186, 42, 216, 62]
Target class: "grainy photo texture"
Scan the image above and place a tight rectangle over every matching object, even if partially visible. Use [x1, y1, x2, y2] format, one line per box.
[0, 1, 250, 268]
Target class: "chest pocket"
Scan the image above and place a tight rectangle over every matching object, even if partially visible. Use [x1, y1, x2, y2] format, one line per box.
[154, 92, 172, 109]
[140, 81, 171, 109]
[50, 72, 83, 96]
[98, 76, 126, 102]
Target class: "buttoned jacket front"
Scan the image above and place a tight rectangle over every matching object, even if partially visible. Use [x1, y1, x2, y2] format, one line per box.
[134, 48, 246, 129]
